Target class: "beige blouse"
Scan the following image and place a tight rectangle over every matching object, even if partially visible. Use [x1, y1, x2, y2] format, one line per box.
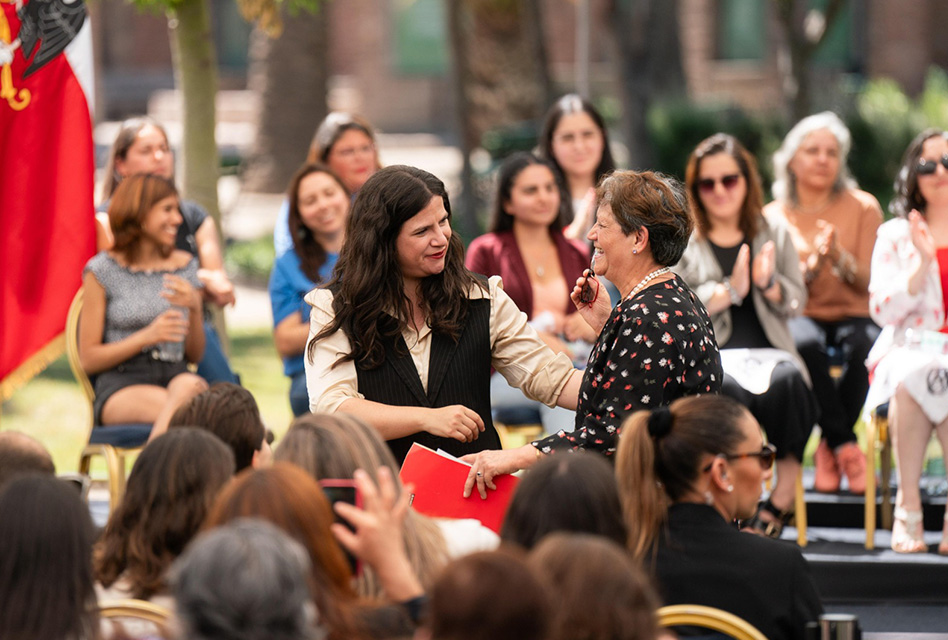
[304, 275, 576, 414]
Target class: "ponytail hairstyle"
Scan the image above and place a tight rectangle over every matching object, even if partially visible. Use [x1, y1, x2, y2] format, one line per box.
[616, 395, 748, 561]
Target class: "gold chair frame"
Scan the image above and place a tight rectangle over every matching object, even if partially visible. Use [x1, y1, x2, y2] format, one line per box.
[65, 288, 146, 508]
[657, 604, 768, 640]
[99, 599, 173, 632]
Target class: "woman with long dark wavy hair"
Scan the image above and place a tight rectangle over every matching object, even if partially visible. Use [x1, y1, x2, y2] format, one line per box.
[305, 165, 583, 466]
[94, 428, 235, 605]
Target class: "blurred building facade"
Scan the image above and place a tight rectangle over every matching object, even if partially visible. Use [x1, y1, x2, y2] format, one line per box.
[90, 0, 948, 130]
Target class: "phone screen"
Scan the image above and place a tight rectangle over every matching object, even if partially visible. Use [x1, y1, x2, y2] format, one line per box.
[319, 480, 361, 576]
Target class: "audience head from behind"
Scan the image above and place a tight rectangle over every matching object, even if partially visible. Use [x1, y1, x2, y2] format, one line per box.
[0, 430, 55, 489]
[171, 518, 324, 640]
[275, 412, 450, 594]
[616, 395, 768, 561]
[419, 549, 551, 640]
[528, 533, 660, 640]
[170, 382, 270, 472]
[500, 452, 627, 550]
[0, 474, 98, 640]
[204, 462, 359, 639]
[94, 428, 236, 600]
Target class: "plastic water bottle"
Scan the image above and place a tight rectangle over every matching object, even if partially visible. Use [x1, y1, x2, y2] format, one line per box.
[155, 305, 189, 362]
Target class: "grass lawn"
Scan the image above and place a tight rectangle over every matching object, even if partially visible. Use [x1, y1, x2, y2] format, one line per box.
[0, 327, 292, 474]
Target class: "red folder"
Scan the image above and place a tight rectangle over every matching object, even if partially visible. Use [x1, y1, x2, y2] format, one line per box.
[399, 443, 519, 534]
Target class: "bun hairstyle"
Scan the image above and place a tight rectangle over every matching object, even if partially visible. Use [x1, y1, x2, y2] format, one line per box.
[646, 405, 674, 440]
[616, 395, 748, 560]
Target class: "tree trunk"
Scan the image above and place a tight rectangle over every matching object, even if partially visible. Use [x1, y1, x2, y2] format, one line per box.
[774, 0, 848, 122]
[169, 0, 220, 224]
[447, 0, 479, 242]
[168, 0, 227, 347]
[241, 4, 329, 193]
[611, 0, 687, 170]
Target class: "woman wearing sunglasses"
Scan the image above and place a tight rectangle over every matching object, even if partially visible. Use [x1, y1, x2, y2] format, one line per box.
[617, 395, 823, 640]
[865, 129, 948, 553]
[765, 112, 883, 496]
[678, 133, 818, 539]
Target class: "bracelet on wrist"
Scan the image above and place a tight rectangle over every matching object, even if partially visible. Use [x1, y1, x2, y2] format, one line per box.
[722, 277, 743, 306]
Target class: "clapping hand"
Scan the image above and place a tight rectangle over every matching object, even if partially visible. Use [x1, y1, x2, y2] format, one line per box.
[729, 244, 752, 298]
[908, 210, 936, 264]
[752, 241, 776, 290]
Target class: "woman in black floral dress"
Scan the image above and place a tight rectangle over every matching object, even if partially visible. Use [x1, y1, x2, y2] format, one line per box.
[464, 171, 722, 496]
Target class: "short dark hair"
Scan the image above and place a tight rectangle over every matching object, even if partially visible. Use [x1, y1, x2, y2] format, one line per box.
[427, 549, 551, 640]
[597, 170, 694, 266]
[489, 152, 567, 233]
[0, 431, 55, 489]
[94, 428, 235, 599]
[500, 452, 627, 550]
[170, 382, 266, 472]
[685, 133, 763, 240]
[0, 475, 98, 640]
[890, 128, 948, 217]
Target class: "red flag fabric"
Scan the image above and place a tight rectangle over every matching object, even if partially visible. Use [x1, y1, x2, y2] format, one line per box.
[0, 1, 96, 399]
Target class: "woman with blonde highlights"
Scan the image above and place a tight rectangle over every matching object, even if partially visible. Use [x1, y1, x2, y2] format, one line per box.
[275, 413, 498, 595]
[616, 396, 822, 640]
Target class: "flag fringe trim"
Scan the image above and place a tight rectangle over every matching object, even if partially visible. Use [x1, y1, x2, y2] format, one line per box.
[0, 334, 66, 402]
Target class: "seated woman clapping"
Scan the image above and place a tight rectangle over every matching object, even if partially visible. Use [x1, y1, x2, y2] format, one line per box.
[677, 134, 818, 537]
[866, 128, 948, 553]
[80, 174, 208, 441]
[617, 395, 823, 640]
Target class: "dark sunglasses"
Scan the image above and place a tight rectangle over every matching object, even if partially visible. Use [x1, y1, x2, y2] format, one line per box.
[704, 443, 777, 472]
[916, 154, 948, 176]
[696, 174, 741, 194]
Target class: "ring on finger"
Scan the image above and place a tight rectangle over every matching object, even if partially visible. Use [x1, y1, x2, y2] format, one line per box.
[476, 471, 483, 477]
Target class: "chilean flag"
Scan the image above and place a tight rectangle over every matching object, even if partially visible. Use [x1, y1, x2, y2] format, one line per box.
[0, 0, 95, 399]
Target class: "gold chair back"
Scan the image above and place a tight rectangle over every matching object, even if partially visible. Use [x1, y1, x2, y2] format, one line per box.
[657, 604, 768, 640]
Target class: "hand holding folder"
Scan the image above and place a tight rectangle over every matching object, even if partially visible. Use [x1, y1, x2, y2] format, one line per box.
[398, 443, 518, 534]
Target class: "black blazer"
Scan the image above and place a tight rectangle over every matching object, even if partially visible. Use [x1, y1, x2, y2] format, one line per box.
[647, 503, 823, 640]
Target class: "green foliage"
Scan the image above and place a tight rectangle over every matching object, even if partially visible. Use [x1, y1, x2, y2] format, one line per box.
[646, 101, 784, 185]
[224, 236, 275, 286]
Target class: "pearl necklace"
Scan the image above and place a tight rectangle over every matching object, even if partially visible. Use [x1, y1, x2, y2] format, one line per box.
[625, 267, 671, 300]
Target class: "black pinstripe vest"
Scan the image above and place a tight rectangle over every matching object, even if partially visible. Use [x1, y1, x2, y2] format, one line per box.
[355, 297, 500, 465]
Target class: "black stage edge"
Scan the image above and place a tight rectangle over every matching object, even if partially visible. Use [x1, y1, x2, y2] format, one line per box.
[791, 526, 948, 603]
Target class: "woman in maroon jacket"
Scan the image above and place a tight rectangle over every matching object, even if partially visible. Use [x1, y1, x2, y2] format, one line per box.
[467, 152, 594, 435]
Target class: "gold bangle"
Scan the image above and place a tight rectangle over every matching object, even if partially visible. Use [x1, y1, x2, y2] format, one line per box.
[535, 446, 542, 461]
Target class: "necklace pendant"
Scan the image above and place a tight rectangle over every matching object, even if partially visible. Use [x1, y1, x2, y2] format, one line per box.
[536, 265, 545, 278]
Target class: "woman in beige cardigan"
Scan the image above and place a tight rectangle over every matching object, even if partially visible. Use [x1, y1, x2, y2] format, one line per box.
[678, 134, 818, 538]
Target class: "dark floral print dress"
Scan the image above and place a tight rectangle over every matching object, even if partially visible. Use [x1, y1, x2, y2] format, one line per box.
[534, 274, 722, 456]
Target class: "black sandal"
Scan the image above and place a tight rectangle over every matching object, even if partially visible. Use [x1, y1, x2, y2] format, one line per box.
[743, 499, 793, 539]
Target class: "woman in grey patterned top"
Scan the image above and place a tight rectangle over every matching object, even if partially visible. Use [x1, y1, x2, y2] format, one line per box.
[79, 174, 208, 442]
